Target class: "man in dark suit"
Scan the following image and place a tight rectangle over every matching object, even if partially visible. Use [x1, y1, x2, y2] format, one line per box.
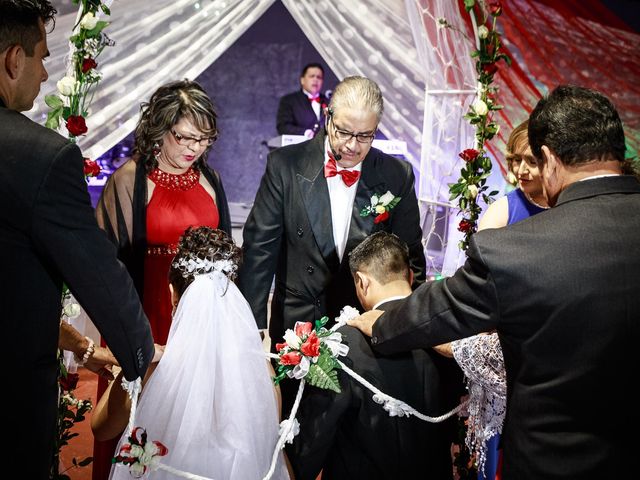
[288, 232, 462, 480]
[0, 2, 155, 478]
[348, 85, 640, 479]
[239, 75, 425, 412]
[276, 62, 328, 138]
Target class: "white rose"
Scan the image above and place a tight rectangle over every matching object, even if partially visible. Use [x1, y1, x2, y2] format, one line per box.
[473, 99, 488, 116]
[478, 25, 489, 39]
[375, 205, 386, 214]
[129, 445, 144, 458]
[80, 12, 98, 30]
[378, 191, 395, 206]
[467, 184, 478, 199]
[283, 329, 302, 349]
[63, 303, 81, 319]
[129, 462, 145, 477]
[370, 194, 379, 206]
[56, 76, 76, 96]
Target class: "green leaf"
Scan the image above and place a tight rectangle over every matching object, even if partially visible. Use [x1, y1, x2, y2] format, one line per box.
[306, 362, 341, 393]
[78, 456, 94, 467]
[464, 0, 475, 11]
[388, 197, 401, 209]
[85, 21, 110, 38]
[45, 94, 64, 109]
[45, 109, 61, 130]
[101, 4, 111, 15]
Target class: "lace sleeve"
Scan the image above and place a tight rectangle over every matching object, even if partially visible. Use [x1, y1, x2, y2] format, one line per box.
[451, 333, 507, 474]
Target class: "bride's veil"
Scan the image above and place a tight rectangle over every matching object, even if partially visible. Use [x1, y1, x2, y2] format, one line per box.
[110, 270, 288, 480]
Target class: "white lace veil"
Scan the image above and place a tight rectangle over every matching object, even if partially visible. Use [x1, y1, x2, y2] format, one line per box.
[451, 333, 506, 474]
[109, 270, 288, 479]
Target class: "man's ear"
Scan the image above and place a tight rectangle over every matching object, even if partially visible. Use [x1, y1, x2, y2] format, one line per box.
[408, 269, 414, 286]
[541, 145, 558, 175]
[3, 45, 24, 80]
[355, 271, 370, 294]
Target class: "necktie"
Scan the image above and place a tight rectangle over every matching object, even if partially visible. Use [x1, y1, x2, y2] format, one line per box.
[309, 96, 321, 103]
[324, 154, 360, 187]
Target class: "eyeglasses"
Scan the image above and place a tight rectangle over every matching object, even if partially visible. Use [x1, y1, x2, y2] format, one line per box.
[170, 129, 214, 147]
[331, 117, 375, 144]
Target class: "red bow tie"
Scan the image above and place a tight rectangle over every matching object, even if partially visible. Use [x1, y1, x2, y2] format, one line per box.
[309, 96, 321, 103]
[324, 154, 360, 187]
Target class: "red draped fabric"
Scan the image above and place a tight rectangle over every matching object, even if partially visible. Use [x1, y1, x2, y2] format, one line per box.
[457, 0, 640, 173]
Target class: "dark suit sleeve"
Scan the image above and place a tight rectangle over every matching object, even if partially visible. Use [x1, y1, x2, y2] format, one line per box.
[372, 238, 499, 355]
[30, 142, 154, 381]
[237, 153, 284, 329]
[390, 163, 426, 284]
[276, 94, 306, 135]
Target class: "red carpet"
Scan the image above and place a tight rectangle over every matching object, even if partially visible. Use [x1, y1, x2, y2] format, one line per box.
[59, 367, 96, 480]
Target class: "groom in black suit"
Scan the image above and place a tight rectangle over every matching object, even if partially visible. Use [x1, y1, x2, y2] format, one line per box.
[0, 2, 154, 478]
[288, 232, 462, 480]
[349, 85, 640, 479]
[239, 75, 425, 412]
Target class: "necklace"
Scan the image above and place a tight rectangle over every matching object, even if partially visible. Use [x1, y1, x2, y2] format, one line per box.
[148, 167, 200, 191]
[524, 192, 549, 210]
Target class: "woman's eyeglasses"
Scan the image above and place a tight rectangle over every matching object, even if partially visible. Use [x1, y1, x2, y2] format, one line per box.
[171, 129, 214, 147]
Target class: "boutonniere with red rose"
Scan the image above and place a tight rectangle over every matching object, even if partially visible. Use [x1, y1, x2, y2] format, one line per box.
[274, 317, 349, 393]
[360, 191, 401, 224]
[113, 427, 168, 477]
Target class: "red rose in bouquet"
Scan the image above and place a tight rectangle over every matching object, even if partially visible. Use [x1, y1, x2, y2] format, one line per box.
[66, 115, 88, 136]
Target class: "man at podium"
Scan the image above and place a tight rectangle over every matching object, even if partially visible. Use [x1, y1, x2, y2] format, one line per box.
[276, 63, 328, 138]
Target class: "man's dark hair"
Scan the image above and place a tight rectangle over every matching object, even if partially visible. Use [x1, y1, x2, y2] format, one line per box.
[528, 85, 626, 166]
[348, 232, 410, 285]
[0, 0, 56, 56]
[301, 63, 324, 77]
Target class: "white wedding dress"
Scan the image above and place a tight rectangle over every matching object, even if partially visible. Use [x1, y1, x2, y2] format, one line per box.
[109, 271, 289, 480]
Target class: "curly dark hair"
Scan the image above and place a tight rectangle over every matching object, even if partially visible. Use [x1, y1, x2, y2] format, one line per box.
[169, 227, 241, 298]
[134, 79, 219, 174]
[0, 0, 57, 55]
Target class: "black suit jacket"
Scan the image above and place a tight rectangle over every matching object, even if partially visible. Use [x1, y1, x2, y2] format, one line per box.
[0, 100, 154, 479]
[238, 131, 426, 347]
[276, 90, 327, 135]
[371, 176, 640, 479]
[288, 299, 463, 480]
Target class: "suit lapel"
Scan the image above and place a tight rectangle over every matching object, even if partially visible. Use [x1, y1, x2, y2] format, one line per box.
[344, 149, 386, 255]
[297, 135, 340, 270]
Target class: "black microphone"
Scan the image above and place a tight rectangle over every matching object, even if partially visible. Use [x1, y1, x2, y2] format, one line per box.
[327, 108, 342, 160]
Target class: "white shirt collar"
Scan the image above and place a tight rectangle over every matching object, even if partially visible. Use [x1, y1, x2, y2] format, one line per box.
[372, 294, 409, 311]
[579, 173, 622, 182]
[303, 89, 319, 99]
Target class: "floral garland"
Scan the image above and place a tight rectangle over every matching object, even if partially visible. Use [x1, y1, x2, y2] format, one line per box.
[51, 289, 92, 479]
[445, 0, 510, 250]
[273, 316, 350, 393]
[45, 0, 115, 180]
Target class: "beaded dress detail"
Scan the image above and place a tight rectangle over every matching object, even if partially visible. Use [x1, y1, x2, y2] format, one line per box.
[144, 167, 219, 343]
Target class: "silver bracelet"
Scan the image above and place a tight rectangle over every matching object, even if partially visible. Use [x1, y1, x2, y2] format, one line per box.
[74, 337, 95, 365]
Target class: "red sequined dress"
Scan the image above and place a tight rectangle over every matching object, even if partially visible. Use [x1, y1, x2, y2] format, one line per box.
[144, 166, 219, 344]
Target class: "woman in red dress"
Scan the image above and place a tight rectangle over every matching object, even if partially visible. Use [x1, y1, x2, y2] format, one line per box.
[93, 79, 231, 479]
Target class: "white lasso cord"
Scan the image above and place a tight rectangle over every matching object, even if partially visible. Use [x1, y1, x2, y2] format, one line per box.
[337, 360, 467, 421]
[262, 376, 306, 480]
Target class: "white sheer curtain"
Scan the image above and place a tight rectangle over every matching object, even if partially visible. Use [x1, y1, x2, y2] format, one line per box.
[407, 0, 482, 275]
[281, 0, 426, 170]
[28, 0, 276, 160]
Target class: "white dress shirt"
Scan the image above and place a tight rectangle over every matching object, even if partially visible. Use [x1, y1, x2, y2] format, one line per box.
[304, 89, 321, 120]
[324, 138, 362, 261]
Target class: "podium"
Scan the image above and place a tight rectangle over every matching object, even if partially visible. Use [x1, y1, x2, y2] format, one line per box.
[267, 135, 408, 157]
